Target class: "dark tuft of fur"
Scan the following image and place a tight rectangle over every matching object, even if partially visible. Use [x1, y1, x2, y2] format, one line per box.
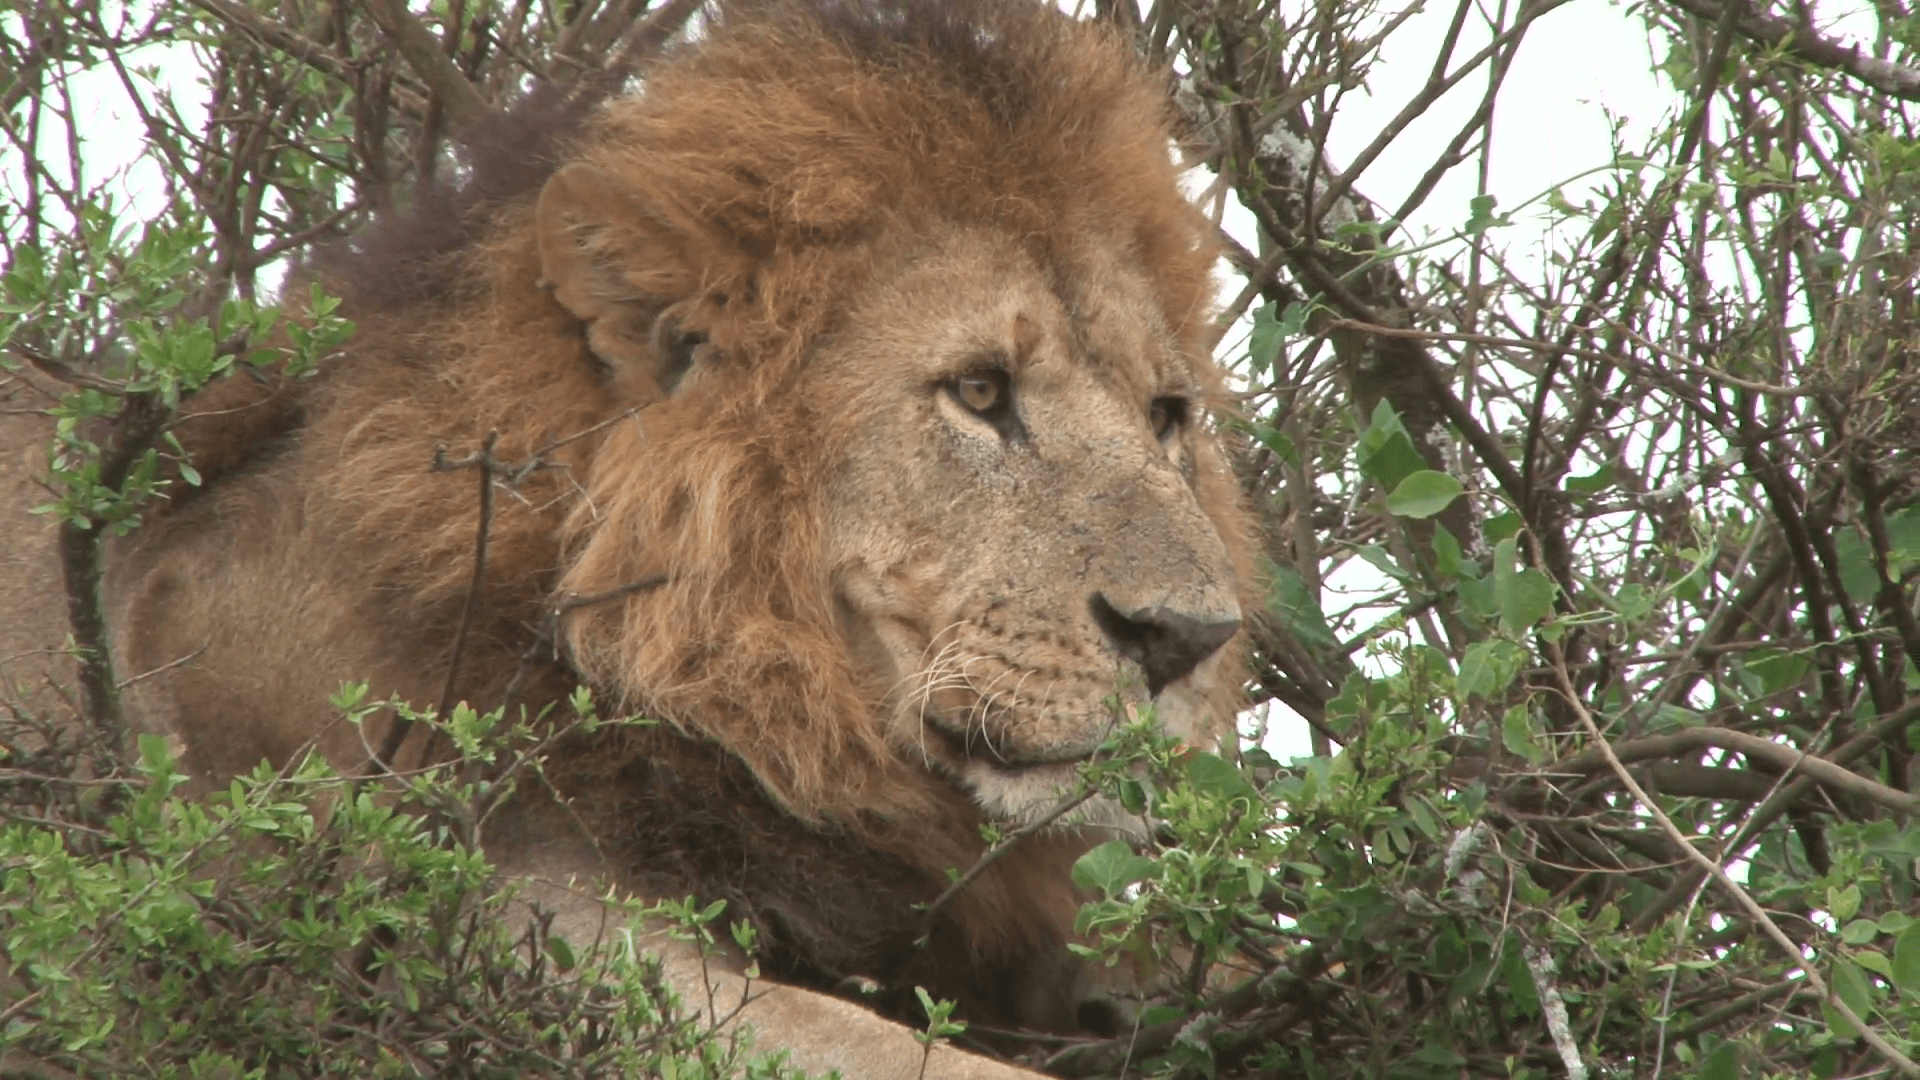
[313, 0, 1072, 314]
[316, 80, 612, 313]
[757, 0, 1044, 120]
[608, 732, 1057, 1029]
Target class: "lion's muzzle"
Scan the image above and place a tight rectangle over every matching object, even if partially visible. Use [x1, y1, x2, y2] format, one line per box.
[1086, 593, 1241, 696]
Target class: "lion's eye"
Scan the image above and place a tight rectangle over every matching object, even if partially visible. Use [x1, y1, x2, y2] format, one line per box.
[1149, 396, 1187, 440]
[943, 366, 1026, 443]
[951, 370, 1010, 417]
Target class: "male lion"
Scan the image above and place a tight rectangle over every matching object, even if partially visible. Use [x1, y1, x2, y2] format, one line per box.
[1, 0, 1255, 1074]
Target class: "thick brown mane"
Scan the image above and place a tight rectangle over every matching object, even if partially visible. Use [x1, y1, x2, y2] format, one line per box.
[142, 0, 1248, 1028]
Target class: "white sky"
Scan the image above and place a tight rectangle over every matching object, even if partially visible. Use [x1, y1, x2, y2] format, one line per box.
[1325, 0, 1666, 228]
[1223, 0, 1675, 758]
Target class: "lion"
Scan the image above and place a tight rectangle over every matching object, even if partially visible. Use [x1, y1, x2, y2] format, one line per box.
[0, 0, 1256, 1074]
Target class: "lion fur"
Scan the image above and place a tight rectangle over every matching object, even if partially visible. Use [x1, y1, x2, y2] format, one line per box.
[94, 0, 1255, 1031]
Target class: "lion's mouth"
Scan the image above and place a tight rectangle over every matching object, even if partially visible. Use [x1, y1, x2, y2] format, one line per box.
[921, 720, 1145, 833]
[925, 721, 1091, 777]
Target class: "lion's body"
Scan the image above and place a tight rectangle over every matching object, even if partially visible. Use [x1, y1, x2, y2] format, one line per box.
[3, 0, 1255, 1072]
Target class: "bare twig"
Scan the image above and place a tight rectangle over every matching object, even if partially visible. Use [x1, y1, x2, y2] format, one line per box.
[1545, 641, 1920, 1078]
[918, 785, 1098, 936]
[1660, 0, 1920, 101]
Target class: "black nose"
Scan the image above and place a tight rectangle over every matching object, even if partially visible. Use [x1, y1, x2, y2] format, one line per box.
[1088, 594, 1241, 696]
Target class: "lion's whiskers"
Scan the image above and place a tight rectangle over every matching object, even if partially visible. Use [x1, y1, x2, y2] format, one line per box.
[903, 627, 971, 766]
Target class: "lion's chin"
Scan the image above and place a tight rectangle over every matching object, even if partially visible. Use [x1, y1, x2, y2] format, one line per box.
[954, 757, 1147, 840]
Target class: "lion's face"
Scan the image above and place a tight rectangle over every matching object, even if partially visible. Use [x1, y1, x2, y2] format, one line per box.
[813, 226, 1243, 828]
[538, 3, 1253, 835]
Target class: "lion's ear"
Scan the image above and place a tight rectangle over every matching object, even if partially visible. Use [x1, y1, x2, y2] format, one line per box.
[536, 162, 716, 387]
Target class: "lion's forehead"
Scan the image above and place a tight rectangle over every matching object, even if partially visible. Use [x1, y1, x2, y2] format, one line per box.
[827, 224, 1196, 405]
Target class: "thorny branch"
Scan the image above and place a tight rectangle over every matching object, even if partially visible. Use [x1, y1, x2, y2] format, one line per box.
[1546, 641, 1920, 1078]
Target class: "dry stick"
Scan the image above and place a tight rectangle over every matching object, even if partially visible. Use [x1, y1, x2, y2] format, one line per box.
[1543, 641, 1920, 1078]
[116, 643, 210, 690]
[57, 393, 169, 752]
[181, 0, 353, 83]
[1306, 0, 1576, 224]
[1549, 725, 1920, 816]
[435, 431, 500, 725]
[494, 574, 669, 723]
[1636, 701, 1920, 930]
[599, 0, 703, 77]
[1323, 318, 1818, 398]
[1660, 0, 1920, 101]
[918, 785, 1098, 938]
[370, 432, 498, 773]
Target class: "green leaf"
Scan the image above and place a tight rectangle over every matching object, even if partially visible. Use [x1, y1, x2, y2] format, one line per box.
[1457, 573, 1499, 621]
[1245, 420, 1294, 464]
[1355, 544, 1408, 581]
[1831, 958, 1874, 1022]
[1610, 582, 1653, 622]
[137, 732, 174, 773]
[1893, 921, 1920, 995]
[1821, 997, 1860, 1040]
[1494, 538, 1558, 633]
[1743, 649, 1811, 695]
[1832, 527, 1880, 602]
[1265, 561, 1337, 650]
[1499, 934, 1540, 1018]
[1502, 704, 1544, 764]
[1887, 508, 1920, 577]
[1385, 470, 1465, 519]
[1828, 883, 1861, 923]
[1483, 511, 1522, 544]
[1071, 840, 1155, 899]
[1186, 752, 1257, 805]
[1464, 193, 1508, 234]
[1457, 640, 1523, 701]
[1356, 399, 1426, 491]
[1840, 919, 1881, 946]
[1698, 1040, 1741, 1080]
[1139, 1005, 1186, 1028]
[545, 934, 576, 973]
[1432, 526, 1467, 579]
[1563, 466, 1616, 495]
[1853, 949, 1893, 979]
[1247, 302, 1284, 376]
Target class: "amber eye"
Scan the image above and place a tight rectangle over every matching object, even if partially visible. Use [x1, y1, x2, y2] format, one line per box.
[952, 369, 1010, 416]
[1149, 396, 1187, 440]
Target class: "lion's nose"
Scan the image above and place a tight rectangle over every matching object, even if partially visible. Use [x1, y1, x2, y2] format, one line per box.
[1088, 593, 1241, 696]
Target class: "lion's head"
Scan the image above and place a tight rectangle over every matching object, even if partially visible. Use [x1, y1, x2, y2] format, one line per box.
[538, 0, 1254, 837]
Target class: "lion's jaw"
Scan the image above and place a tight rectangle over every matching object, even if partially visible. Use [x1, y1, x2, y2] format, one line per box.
[818, 226, 1244, 832]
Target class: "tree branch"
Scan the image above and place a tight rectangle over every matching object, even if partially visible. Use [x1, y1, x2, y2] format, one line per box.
[1659, 0, 1920, 101]
[1546, 642, 1920, 1078]
[1550, 725, 1920, 815]
[363, 0, 490, 126]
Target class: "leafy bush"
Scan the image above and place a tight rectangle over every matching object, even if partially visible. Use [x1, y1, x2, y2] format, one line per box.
[0, 693, 807, 1079]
